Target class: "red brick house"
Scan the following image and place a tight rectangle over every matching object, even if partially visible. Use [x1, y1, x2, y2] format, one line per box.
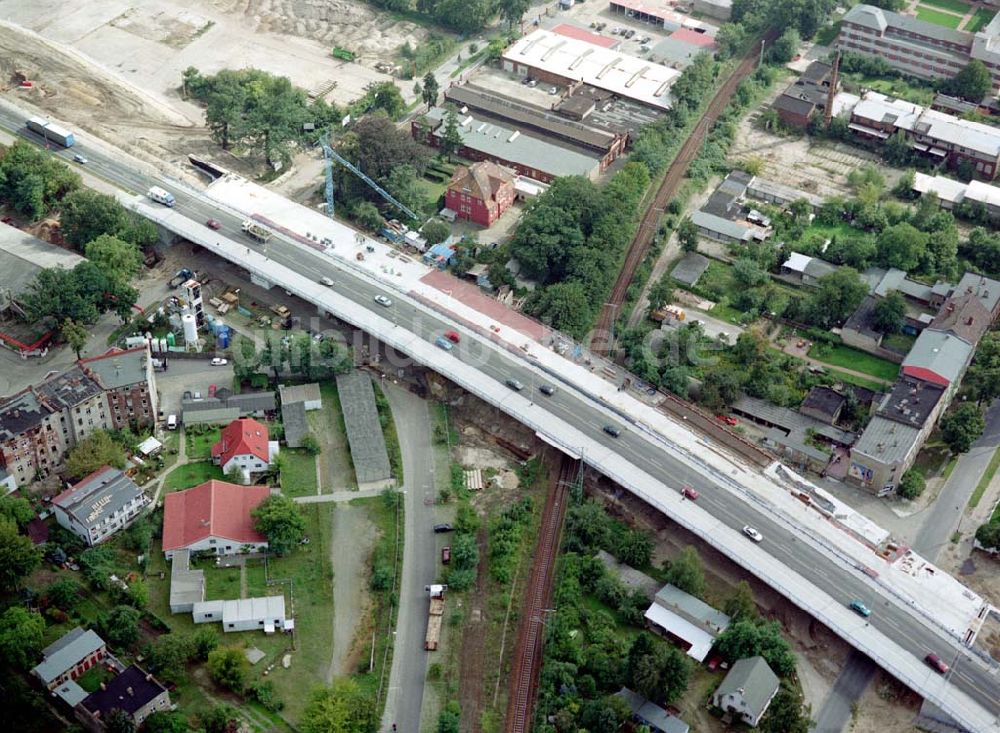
[445, 162, 517, 227]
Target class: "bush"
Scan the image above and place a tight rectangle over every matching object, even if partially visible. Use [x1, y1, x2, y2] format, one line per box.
[897, 468, 925, 500]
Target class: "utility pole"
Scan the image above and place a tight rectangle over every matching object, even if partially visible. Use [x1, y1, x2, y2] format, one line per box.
[758, 39, 766, 68]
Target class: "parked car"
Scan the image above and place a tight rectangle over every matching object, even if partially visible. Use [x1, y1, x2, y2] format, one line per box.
[742, 525, 763, 542]
[539, 384, 556, 396]
[717, 414, 738, 426]
[549, 86, 558, 95]
[374, 294, 393, 307]
[206, 219, 222, 230]
[433, 524, 454, 534]
[444, 330, 461, 343]
[435, 336, 454, 351]
[73, 154, 88, 164]
[849, 600, 872, 618]
[603, 424, 622, 438]
[505, 378, 524, 391]
[312, 332, 324, 342]
[442, 546, 451, 564]
[527, 78, 538, 87]
[681, 486, 699, 500]
[925, 653, 949, 674]
[208, 384, 217, 398]
[320, 276, 334, 286]
[210, 357, 228, 366]
[183, 390, 192, 401]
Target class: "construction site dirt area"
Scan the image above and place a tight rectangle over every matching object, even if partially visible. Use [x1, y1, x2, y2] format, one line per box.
[0, 0, 426, 167]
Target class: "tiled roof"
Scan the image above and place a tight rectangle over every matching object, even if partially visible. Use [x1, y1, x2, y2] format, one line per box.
[212, 417, 270, 465]
[162, 480, 270, 552]
[448, 161, 515, 204]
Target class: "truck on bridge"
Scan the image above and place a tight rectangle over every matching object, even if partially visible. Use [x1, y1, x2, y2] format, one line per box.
[26, 117, 75, 147]
[242, 219, 272, 243]
[424, 584, 445, 651]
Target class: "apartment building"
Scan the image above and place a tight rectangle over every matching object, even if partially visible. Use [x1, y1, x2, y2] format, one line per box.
[838, 5, 1000, 91]
[53, 466, 150, 546]
[0, 346, 157, 489]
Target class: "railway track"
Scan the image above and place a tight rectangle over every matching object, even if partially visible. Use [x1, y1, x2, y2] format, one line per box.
[504, 454, 574, 733]
[590, 33, 779, 355]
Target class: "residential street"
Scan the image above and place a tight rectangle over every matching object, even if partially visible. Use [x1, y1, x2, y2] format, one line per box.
[379, 382, 439, 733]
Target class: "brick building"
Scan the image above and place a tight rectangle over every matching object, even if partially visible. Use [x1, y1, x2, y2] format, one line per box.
[445, 162, 517, 227]
[80, 346, 159, 430]
[31, 628, 108, 691]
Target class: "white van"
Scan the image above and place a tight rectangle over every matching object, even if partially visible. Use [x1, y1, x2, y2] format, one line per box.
[166, 414, 178, 430]
[148, 186, 176, 207]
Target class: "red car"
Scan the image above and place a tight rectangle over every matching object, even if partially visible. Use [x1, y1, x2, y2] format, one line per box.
[925, 653, 949, 675]
[681, 486, 699, 500]
[205, 219, 222, 230]
[208, 384, 217, 398]
[444, 330, 461, 344]
[717, 414, 738, 426]
[441, 546, 451, 564]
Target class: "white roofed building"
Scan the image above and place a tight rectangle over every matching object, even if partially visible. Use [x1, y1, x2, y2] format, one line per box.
[502, 29, 679, 111]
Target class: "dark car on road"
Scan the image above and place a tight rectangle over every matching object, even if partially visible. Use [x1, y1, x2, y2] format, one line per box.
[925, 653, 949, 674]
[433, 523, 454, 534]
[603, 425, 621, 438]
[539, 384, 556, 396]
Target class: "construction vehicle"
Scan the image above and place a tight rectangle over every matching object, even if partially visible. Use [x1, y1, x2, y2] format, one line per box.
[242, 219, 272, 243]
[270, 304, 291, 319]
[650, 305, 686, 323]
[424, 585, 446, 651]
[168, 268, 193, 289]
[331, 47, 356, 62]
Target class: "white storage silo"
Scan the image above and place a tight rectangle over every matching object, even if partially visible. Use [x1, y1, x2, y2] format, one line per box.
[182, 313, 198, 346]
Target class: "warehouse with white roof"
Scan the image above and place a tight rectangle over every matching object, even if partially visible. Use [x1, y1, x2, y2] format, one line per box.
[502, 29, 679, 111]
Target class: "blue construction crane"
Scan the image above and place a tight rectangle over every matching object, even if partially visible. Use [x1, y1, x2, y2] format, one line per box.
[319, 134, 419, 222]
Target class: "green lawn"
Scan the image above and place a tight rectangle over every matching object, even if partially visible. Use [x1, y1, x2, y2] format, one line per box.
[310, 382, 355, 492]
[916, 5, 964, 28]
[162, 461, 225, 492]
[280, 449, 319, 497]
[848, 75, 936, 106]
[76, 664, 116, 693]
[882, 332, 917, 354]
[965, 6, 996, 31]
[970, 446, 1000, 509]
[919, 0, 970, 12]
[808, 342, 899, 381]
[828, 369, 889, 393]
[201, 563, 242, 600]
[185, 427, 221, 460]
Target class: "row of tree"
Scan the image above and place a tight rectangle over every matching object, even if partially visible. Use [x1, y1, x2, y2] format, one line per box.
[367, 0, 529, 32]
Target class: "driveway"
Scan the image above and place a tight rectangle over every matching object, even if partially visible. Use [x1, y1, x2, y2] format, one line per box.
[154, 359, 235, 419]
[328, 504, 377, 680]
[380, 382, 439, 733]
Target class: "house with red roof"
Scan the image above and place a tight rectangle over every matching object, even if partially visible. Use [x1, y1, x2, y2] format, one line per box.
[211, 417, 278, 484]
[445, 161, 517, 227]
[162, 480, 271, 559]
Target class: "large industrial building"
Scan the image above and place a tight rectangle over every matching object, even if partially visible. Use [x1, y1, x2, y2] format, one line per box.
[502, 29, 680, 111]
[837, 5, 1000, 91]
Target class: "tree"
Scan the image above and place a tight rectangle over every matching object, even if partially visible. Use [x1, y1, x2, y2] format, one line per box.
[145, 634, 195, 685]
[966, 333, 1000, 405]
[61, 318, 90, 359]
[498, 0, 530, 26]
[664, 546, 705, 598]
[353, 201, 383, 231]
[144, 712, 189, 733]
[0, 141, 81, 219]
[616, 528, 653, 568]
[421, 72, 439, 108]
[716, 619, 797, 677]
[65, 430, 127, 480]
[439, 108, 464, 159]
[59, 190, 129, 250]
[100, 605, 141, 648]
[723, 581, 759, 622]
[877, 222, 928, 272]
[804, 268, 868, 328]
[940, 403, 986, 454]
[716, 22, 748, 59]
[193, 627, 220, 661]
[252, 494, 306, 554]
[647, 277, 674, 312]
[85, 235, 143, 285]
[437, 701, 461, 733]
[897, 468, 926, 499]
[104, 708, 136, 733]
[301, 432, 321, 455]
[421, 219, 451, 245]
[882, 130, 912, 166]
[0, 495, 34, 527]
[45, 578, 83, 612]
[678, 217, 699, 253]
[760, 683, 813, 733]
[125, 578, 149, 608]
[943, 60, 992, 103]
[975, 517, 1000, 551]
[200, 705, 240, 733]
[768, 28, 800, 64]
[207, 646, 249, 693]
[0, 606, 45, 668]
[300, 678, 376, 733]
[872, 290, 906, 334]
[0, 518, 41, 590]
[526, 281, 593, 340]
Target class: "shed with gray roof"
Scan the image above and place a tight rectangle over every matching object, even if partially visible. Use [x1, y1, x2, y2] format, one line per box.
[336, 371, 394, 490]
[615, 688, 690, 733]
[712, 656, 780, 726]
[0, 222, 84, 317]
[670, 253, 710, 288]
[279, 383, 323, 411]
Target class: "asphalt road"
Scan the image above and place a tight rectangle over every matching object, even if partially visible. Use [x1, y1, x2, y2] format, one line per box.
[6, 109, 999, 723]
[381, 383, 438, 733]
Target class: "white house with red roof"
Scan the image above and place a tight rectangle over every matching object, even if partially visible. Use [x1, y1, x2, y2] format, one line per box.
[211, 417, 278, 484]
[162, 480, 271, 559]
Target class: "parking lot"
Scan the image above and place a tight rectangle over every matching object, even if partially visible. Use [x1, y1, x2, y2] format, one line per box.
[154, 358, 234, 421]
